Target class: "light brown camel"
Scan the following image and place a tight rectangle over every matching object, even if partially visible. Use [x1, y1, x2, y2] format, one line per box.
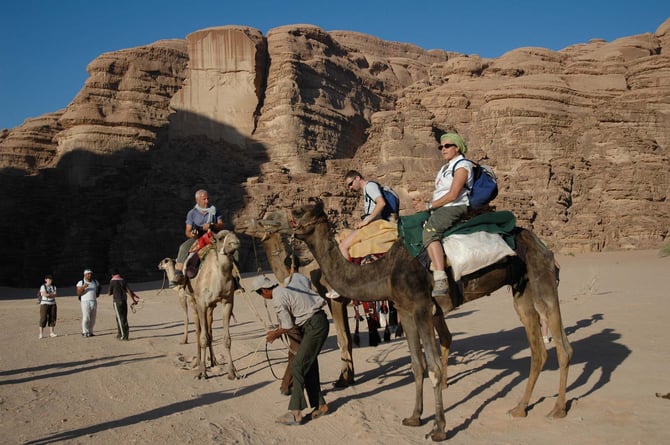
[285, 200, 573, 442]
[241, 220, 355, 388]
[161, 229, 241, 380]
[158, 258, 194, 344]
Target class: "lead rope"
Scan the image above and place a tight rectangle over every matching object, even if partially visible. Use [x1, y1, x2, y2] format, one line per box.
[236, 285, 288, 387]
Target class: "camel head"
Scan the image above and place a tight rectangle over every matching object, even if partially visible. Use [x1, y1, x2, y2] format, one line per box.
[157, 258, 175, 271]
[247, 212, 293, 237]
[213, 230, 241, 256]
[289, 199, 328, 239]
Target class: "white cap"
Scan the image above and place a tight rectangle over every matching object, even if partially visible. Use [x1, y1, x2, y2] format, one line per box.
[249, 275, 278, 292]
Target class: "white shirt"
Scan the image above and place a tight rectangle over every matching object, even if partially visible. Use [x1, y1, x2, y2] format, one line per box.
[362, 181, 383, 218]
[433, 155, 473, 208]
[77, 279, 99, 302]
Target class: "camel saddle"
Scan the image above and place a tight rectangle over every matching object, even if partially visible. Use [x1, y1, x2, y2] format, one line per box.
[400, 210, 518, 279]
[338, 219, 398, 259]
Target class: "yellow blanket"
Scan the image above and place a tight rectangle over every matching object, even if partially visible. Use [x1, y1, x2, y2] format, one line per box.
[338, 219, 399, 259]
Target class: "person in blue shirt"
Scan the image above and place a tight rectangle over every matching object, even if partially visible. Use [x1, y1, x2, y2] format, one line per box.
[171, 189, 224, 286]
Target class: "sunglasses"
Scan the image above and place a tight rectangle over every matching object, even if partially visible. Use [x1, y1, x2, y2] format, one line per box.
[346, 177, 357, 188]
[438, 143, 457, 150]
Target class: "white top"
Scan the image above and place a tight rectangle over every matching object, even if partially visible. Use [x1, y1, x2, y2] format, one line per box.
[362, 181, 383, 218]
[433, 155, 474, 208]
[39, 284, 57, 305]
[77, 279, 100, 302]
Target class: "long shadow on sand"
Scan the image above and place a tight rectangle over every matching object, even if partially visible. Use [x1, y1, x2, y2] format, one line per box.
[328, 312, 630, 439]
[21, 383, 267, 445]
[0, 353, 156, 385]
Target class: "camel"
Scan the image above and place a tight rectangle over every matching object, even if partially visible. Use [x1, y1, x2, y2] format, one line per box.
[160, 229, 241, 380]
[241, 220, 356, 388]
[283, 200, 572, 442]
[158, 258, 194, 345]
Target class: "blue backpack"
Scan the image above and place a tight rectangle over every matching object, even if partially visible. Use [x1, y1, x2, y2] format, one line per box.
[366, 181, 400, 220]
[452, 159, 498, 209]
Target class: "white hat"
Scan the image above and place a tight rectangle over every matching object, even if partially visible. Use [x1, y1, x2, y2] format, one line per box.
[250, 275, 278, 292]
[84, 269, 93, 274]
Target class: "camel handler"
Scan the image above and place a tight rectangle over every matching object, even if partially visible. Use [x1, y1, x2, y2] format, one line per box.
[251, 275, 329, 425]
[171, 189, 225, 287]
[278, 254, 314, 396]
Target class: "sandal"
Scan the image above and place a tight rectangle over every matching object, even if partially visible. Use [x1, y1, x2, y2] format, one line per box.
[275, 412, 302, 426]
[311, 404, 329, 420]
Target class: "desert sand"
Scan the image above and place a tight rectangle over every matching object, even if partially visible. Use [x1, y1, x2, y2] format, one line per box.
[1, 249, 669, 445]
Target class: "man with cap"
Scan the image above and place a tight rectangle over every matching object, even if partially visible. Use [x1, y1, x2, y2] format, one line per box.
[412, 132, 474, 296]
[76, 269, 101, 337]
[251, 274, 329, 425]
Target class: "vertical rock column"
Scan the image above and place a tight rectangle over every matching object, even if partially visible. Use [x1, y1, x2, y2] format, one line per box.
[169, 26, 267, 148]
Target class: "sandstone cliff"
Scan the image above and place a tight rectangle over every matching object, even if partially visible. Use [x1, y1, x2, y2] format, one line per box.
[0, 21, 668, 286]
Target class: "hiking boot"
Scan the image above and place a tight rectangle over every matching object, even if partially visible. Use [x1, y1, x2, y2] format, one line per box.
[432, 278, 449, 297]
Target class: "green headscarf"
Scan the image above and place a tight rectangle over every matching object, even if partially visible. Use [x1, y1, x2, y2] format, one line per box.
[440, 133, 468, 155]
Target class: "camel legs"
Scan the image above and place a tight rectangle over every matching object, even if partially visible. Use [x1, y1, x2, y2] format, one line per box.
[206, 306, 217, 368]
[194, 303, 210, 379]
[432, 309, 452, 389]
[178, 289, 189, 344]
[399, 307, 447, 442]
[328, 298, 355, 387]
[545, 303, 573, 418]
[220, 298, 239, 380]
[399, 311, 424, 427]
[508, 293, 548, 417]
[310, 269, 355, 387]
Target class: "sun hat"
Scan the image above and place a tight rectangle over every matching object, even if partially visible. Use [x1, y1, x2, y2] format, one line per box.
[440, 133, 468, 155]
[250, 275, 278, 292]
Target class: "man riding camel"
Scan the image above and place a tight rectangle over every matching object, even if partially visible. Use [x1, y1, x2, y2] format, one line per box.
[171, 189, 225, 287]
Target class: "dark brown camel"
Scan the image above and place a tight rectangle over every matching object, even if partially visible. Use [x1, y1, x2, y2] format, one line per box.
[240, 220, 355, 388]
[289, 201, 447, 441]
[286, 200, 572, 442]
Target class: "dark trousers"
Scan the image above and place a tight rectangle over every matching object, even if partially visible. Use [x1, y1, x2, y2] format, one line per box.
[281, 326, 303, 394]
[288, 310, 329, 411]
[39, 304, 57, 327]
[113, 300, 129, 339]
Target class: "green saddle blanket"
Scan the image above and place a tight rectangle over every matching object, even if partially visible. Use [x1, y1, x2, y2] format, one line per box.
[399, 210, 517, 257]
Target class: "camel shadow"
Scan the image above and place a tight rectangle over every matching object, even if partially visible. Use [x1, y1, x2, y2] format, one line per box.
[441, 313, 629, 438]
[326, 312, 629, 439]
[21, 383, 268, 445]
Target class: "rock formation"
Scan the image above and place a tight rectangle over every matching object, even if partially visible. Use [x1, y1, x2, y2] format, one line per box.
[0, 20, 668, 286]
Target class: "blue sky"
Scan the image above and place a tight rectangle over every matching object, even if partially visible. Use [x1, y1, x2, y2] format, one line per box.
[1, 0, 668, 130]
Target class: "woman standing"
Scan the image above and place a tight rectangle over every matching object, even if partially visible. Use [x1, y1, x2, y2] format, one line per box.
[38, 274, 58, 338]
